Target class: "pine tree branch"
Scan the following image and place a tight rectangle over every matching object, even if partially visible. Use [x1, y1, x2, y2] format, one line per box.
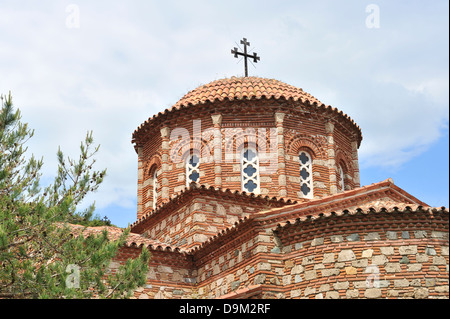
[105, 281, 123, 299]
[0, 258, 16, 289]
[5, 234, 36, 249]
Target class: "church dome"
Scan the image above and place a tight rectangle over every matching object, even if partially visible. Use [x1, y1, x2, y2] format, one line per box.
[173, 76, 323, 108]
[133, 75, 365, 218]
[133, 76, 361, 148]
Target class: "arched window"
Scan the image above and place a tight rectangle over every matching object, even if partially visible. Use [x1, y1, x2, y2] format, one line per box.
[241, 147, 260, 194]
[339, 164, 345, 192]
[299, 151, 313, 199]
[186, 154, 200, 187]
[152, 170, 158, 209]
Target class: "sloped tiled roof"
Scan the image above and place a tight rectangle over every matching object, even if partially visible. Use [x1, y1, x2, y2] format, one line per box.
[130, 183, 296, 234]
[190, 179, 448, 253]
[66, 223, 189, 254]
[272, 202, 449, 231]
[254, 178, 429, 223]
[192, 201, 448, 254]
[68, 180, 448, 257]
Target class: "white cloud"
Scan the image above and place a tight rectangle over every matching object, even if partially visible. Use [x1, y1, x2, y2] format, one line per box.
[1, 0, 448, 225]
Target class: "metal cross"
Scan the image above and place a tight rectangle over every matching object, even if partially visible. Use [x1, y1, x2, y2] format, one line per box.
[231, 38, 260, 77]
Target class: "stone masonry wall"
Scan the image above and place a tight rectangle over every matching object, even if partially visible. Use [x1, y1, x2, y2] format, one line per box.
[140, 194, 280, 251]
[184, 210, 448, 299]
[120, 209, 448, 299]
[112, 248, 196, 300]
[278, 229, 449, 299]
[271, 211, 449, 299]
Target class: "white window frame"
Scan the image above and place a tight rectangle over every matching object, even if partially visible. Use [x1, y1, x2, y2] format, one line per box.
[299, 151, 313, 199]
[152, 170, 158, 209]
[339, 164, 345, 192]
[240, 147, 260, 194]
[186, 154, 200, 187]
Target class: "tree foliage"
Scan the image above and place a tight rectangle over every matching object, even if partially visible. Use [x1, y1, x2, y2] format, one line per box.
[0, 92, 149, 298]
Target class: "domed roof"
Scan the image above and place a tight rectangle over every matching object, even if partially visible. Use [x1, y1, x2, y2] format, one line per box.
[173, 76, 323, 108]
[133, 76, 362, 147]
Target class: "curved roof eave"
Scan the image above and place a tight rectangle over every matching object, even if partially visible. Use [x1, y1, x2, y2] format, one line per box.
[132, 77, 363, 148]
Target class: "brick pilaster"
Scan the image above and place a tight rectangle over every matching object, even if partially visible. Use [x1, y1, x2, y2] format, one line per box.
[275, 112, 287, 197]
[137, 146, 144, 219]
[352, 141, 360, 187]
[160, 126, 171, 203]
[211, 113, 223, 188]
[325, 121, 337, 195]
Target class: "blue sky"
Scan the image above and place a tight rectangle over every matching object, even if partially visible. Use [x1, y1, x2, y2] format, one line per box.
[0, 1, 448, 227]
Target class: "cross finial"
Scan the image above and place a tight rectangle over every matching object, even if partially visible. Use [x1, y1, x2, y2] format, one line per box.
[231, 37, 260, 77]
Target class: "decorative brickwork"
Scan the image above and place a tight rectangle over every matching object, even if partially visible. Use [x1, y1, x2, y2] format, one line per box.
[110, 76, 448, 299]
[133, 77, 362, 218]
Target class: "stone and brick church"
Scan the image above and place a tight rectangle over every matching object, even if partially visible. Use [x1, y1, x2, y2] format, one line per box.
[99, 76, 448, 299]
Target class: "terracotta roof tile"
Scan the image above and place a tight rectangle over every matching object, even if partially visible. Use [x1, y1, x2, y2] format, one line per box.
[65, 180, 448, 256]
[132, 76, 362, 147]
[189, 179, 448, 252]
[66, 223, 189, 254]
[191, 202, 448, 254]
[130, 183, 295, 233]
[273, 203, 448, 230]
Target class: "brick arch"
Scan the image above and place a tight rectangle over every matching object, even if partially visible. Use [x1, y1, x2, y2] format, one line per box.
[171, 138, 214, 163]
[145, 154, 162, 176]
[335, 148, 354, 191]
[285, 133, 327, 159]
[335, 148, 353, 175]
[297, 146, 316, 160]
[223, 128, 276, 156]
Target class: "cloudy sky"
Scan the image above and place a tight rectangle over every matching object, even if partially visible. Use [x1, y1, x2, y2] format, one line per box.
[1, 0, 448, 227]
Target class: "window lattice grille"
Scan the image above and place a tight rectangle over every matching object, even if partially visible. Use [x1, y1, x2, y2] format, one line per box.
[339, 165, 345, 192]
[152, 170, 158, 209]
[241, 147, 260, 194]
[299, 151, 313, 199]
[186, 154, 200, 187]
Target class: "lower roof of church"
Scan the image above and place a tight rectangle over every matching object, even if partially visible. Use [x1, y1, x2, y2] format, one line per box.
[67, 178, 448, 267]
